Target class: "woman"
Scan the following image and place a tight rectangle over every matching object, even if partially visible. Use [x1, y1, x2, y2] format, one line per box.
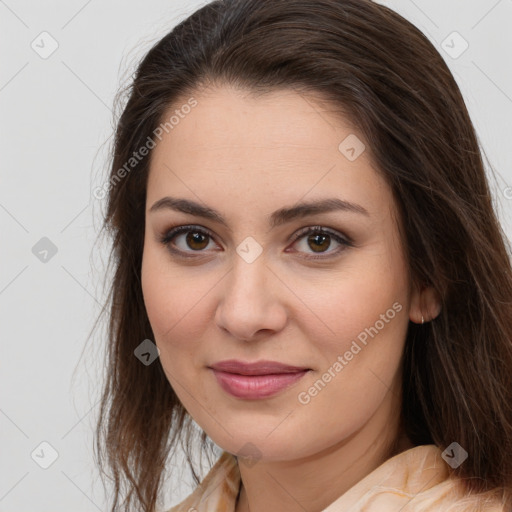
[94, 0, 512, 511]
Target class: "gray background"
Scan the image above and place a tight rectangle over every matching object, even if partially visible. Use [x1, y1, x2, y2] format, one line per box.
[1, 0, 511, 510]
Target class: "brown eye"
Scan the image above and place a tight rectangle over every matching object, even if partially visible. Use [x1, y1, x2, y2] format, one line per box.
[160, 225, 218, 257]
[160, 224, 352, 260]
[185, 231, 210, 250]
[289, 226, 352, 260]
[307, 233, 331, 253]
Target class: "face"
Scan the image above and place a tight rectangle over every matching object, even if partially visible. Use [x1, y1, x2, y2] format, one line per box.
[141, 86, 414, 461]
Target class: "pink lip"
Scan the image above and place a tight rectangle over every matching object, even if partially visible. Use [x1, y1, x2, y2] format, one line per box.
[209, 359, 311, 399]
[210, 359, 310, 375]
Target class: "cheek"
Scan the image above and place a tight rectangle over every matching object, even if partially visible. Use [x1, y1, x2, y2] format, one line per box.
[141, 245, 189, 340]
[293, 258, 408, 355]
[291, 275, 408, 447]
[140, 244, 216, 355]
[140, 248, 203, 400]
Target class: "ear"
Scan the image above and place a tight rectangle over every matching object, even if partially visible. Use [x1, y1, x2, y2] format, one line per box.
[409, 282, 442, 324]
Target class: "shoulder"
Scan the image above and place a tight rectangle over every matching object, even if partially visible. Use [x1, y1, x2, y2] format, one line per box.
[323, 444, 508, 512]
[384, 445, 507, 512]
[165, 451, 240, 512]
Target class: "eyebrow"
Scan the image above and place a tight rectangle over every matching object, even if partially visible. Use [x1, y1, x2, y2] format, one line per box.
[149, 196, 369, 229]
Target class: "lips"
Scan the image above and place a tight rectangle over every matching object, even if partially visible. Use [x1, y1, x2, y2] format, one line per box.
[209, 359, 310, 375]
[208, 359, 311, 399]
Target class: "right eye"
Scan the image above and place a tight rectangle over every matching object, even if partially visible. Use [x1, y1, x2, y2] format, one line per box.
[159, 225, 221, 257]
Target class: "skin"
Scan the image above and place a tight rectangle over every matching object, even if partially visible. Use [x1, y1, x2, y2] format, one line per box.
[141, 86, 441, 512]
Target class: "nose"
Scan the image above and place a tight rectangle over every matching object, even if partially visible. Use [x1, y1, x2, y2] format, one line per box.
[214, 255, 288, 341]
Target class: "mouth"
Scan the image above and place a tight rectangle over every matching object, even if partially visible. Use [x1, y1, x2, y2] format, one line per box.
[208, 360, 311, 399]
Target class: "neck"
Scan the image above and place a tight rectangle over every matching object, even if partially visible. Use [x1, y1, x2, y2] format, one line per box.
[234, 386, 413, 512]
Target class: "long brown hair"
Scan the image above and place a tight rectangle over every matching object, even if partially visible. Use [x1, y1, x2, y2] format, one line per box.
[93, 0, 512, 510]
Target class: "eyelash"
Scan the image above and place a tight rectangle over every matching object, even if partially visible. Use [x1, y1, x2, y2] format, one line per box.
[159, 224, 354, 260]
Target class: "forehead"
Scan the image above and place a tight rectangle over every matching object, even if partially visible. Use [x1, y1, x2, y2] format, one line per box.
[147, 85, 393, 221]
[155, 86, 357, 155]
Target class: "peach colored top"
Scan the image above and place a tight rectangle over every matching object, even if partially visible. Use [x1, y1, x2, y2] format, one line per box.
[167, 444, 506, 511]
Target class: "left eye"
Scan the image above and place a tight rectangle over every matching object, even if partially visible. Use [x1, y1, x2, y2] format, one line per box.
[287, 226, 353, 259]
[159, 225, 353, 259]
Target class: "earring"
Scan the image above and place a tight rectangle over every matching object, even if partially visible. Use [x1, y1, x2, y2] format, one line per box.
[421, 315, 424, 325]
